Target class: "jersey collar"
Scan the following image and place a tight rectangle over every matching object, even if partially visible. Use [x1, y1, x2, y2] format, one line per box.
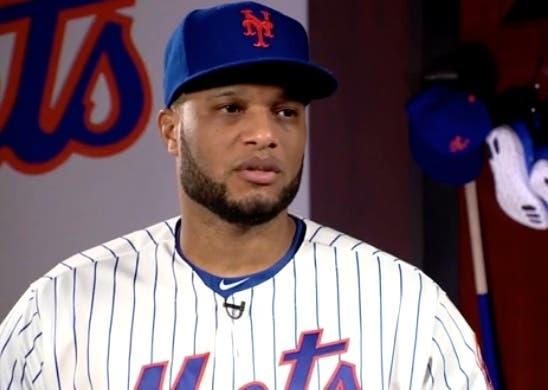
[174, 215, 306, 298]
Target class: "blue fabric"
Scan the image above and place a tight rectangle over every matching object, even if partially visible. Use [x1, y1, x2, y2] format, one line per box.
[535, 146, 548, 161]
[511, 121, 535, 172]
[406, 86, 492, 186]
[163, 1, 337, 106]
[478, 293, 501, 390]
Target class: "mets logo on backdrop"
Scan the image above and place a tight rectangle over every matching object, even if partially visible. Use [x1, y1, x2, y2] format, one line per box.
[0, 0, 152, 174]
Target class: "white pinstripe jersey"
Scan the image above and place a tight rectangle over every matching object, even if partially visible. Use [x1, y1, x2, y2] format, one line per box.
[0, 217, 491, 389]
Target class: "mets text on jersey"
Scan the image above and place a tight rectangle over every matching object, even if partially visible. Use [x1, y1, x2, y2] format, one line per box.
[135, 329, 358, 389]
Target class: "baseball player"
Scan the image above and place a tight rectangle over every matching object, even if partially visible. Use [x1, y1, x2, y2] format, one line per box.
[0, 1, 491, 389]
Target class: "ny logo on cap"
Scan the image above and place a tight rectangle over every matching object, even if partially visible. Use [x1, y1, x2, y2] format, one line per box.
[449, 135, 471, 153]
[241, 9, 274, 48]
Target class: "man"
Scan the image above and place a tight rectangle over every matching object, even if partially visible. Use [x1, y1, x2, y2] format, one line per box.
[0, 1, 491, 389]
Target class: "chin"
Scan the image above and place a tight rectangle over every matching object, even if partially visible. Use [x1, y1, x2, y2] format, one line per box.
[228, 191, 280, 209]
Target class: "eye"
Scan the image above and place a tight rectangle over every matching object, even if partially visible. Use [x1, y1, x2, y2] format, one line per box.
[220, 103, 244, 114]
[277, 107, 299, 118]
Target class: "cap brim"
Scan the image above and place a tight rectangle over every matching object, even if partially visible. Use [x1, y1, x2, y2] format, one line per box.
[168, 59, 337, 105]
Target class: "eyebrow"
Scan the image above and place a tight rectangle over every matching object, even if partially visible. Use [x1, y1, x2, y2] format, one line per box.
[209, 90, 239, 99]
[206, 87, 304, 104]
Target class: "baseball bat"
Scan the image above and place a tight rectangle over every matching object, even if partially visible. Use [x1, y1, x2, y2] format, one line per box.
[464, 182, 502, 389]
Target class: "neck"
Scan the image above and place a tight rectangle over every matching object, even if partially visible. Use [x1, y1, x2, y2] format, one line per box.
[179, 200, 296, 277]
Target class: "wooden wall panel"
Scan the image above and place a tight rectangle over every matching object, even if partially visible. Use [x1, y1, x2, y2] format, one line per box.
[308, 0, 415, 262]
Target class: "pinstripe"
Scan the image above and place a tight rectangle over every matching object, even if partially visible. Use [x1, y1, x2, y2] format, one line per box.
[53, 278, 62, 390]
[313, 245, 320, 329]
[20, 360, 27, 384]
[388, 264, 403, 385]
[192, 272, 198, 355]
[355, 251, 364, 387]
[151, 243, 159, 362]
[61, 262, 73, 270]
[350, 241, 364, 250]
[34, 289, 41, 320]
[6, 359, 17, 389]
[80, 238, 98, 390]
[23, 332, 42, 359]
[31, 361, 44, 384]
[329, 233, 343, 246]
[313, 243, 320, 390]
[17, 311, 38, 336]
[106, 256, 119, 390]
[20, 339, 33, 389]
[231, 296, 236, 390]
[72, 268, 78, 390]
[308, 225, 323, 241]
[293, 258, 297, 345]
[102, 244, 120, 390]
[169, 250, 178, 385]
[377, 256, 385, 390]
[435, 316, 470, 389]
[433, 338, 452, 389]
[86, 261, 98, 390]
[146, 229, 159, 365]
[79, 252, 97, 263]
[334, 248, 341, 356]
[409, 273, 423, 390]
[19, 328, 40, 385]
[145, 228, 159, 245]
[439, 302, 475, 354]
[272, 277, 277, 390]
[164, 221, 175, 237]
[212, 292, 218, 389]
[124, 237, 140, 390]
[16, 311, 35, 384]
[427, 362, 435, 387]
[249, 288, 256, 380]
[0, 315, 22, 359]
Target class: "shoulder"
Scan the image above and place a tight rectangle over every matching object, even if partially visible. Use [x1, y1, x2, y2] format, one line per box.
[0, 217, 179, 377]
[303, 218, 377, 252]
[17, 217, 179, 310]
[302, 218, 439, 290]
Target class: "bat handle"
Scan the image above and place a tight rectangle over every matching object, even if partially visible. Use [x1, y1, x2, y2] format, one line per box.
[464, 182, 502, 389]
[478, 293, 502, 390]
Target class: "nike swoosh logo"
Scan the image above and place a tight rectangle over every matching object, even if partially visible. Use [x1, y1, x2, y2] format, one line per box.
[219, 277, 250, 291]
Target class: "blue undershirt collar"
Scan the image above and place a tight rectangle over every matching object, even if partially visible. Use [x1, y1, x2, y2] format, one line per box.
[174, 215, 306, 298]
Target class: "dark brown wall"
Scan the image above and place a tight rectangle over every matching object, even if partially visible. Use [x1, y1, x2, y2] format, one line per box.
[308, 0, 417, 263]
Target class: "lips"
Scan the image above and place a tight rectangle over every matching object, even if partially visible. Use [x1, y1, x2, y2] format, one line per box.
[235, 157, 281, 185]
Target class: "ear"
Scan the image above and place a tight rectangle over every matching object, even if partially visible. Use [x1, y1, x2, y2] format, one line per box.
[157, 108, 179, 156]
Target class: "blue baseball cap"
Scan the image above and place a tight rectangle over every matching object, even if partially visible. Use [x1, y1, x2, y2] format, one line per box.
[406, 86, 492, 186]
[163, 1, 338, 106]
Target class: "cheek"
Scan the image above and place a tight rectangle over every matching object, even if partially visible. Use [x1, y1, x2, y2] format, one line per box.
[284, 131, 307, 167]
[188, 136, 232, 179]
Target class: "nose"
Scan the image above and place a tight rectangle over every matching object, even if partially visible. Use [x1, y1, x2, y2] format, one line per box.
[241, 108, 278, 149]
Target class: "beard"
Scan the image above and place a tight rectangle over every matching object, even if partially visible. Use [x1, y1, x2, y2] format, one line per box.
[179, 137, 302, 226]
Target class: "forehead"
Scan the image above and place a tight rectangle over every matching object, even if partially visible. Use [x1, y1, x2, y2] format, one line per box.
[179, 83, 309, 105]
